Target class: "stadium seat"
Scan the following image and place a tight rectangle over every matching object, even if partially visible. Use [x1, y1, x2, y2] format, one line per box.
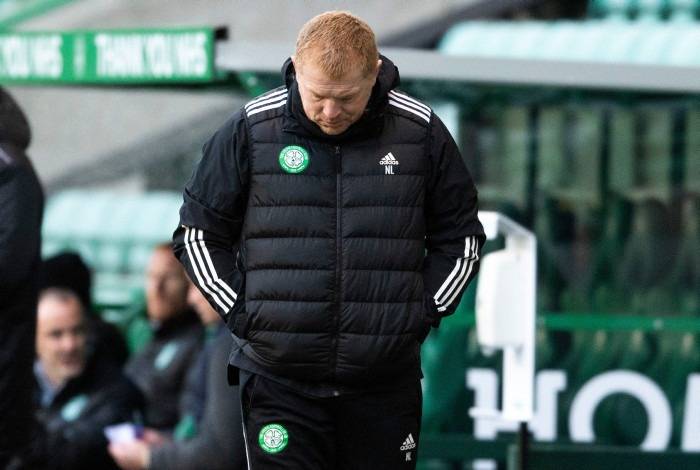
[637, 0, 667, 21]
[535, 327, 556, 369]
[589, 199, 633, 313]
[594, 329, 656, 444]
[557, 328, 624, 439]
[125, 313, 153, 355]
[421, 320, 471, 434]
[473, 105, 531, 214]
[638, 108, 674, 201]
[42, 190, 183, 343]
[668, 0, 698, 21]
[533, 200, 569, 311]
[666, 198, 700, 316]
[589, 0, 636, 20]
[569, 107, 603, 205]
[608, 108, 636, 197]
[609, 106, 674, 203]
[645, 331, 700, 445]
[616, 201, 674, 314]
[686, 109, 700, 195]
[536, 106, 566, 195]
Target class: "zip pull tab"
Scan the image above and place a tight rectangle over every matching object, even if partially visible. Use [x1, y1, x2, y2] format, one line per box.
[335, 145, 341, 173]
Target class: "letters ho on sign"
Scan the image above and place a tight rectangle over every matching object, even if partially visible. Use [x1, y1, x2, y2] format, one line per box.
[0, 28, 216, 84]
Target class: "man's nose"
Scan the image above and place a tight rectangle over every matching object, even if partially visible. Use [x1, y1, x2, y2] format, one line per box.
[61, 333, 80, 351]
[322, 100, 341, 119]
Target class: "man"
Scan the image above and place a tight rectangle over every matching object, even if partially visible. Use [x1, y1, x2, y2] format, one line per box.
[125, 244, 203, 431]
[173, 11, 484, 469]
[34, 288, 142, 470]
[178, 282, 229, 428]
[108, 285, 246, 470]
[0, 86, 44, 468]
[39, 251, 130, 367]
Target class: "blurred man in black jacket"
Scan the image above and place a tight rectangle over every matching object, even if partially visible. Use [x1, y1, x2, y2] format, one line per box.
[34, 288, 143, 470]
[125, 244, 203, 431]
[0, 87, 44, 469]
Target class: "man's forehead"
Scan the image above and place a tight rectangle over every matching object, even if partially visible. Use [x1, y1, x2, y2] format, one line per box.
[301, 75, 363, 94]
[296, 52, 370, 83]
[298, 65, 370, 94]
[38, 299, 83, 330]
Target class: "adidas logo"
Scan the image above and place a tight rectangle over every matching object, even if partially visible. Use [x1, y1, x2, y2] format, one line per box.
[399, 433, 416, 451]
[379, 152, 399, 174]
[379, 152, 399, 166]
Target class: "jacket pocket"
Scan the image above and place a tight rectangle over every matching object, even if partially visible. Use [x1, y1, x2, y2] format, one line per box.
[416, 291, 437, 343]
[227, 278, 248, 338]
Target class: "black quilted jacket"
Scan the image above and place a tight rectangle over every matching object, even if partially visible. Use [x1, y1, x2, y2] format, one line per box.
[173, 56, 484, 390]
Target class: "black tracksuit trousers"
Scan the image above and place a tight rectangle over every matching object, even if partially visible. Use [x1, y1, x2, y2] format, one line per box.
[240, 372, 422, 470]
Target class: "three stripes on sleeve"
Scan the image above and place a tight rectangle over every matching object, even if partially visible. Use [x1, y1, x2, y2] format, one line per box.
[183, 226, 237, 314]
[433, 235, 480, 313]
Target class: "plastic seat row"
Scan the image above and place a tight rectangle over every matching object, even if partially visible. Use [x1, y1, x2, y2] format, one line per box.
[439, 21, 700, 67]
[42, 190, 183, 308]
[590, 0, 700, 22]
[421, 312, 700, 449]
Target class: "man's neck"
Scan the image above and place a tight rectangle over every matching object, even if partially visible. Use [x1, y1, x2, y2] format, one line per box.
[33, 361, 65, 407]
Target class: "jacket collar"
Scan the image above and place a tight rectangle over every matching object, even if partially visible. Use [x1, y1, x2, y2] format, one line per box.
[281, 55, 400, 143]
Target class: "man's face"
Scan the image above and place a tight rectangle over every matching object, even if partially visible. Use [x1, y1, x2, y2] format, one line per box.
[36, 296, 87, 386]
[145, 248, 189, 322]
[294, 52, 380, 135]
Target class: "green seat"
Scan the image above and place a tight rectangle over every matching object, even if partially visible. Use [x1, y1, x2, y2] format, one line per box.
[535, 327, 556, 369]
[536, 104, 604, 312]
[125, 313, 152, 355]
[666, 198, 700, 316]
[471, 104, 531, 217]
[589, 199, 632, 313]
[421, 322, 471, 434]
[686, 109, 700, 195]
[42, 190, 182, 308]
[594, 330, 656, 445]
[544, 104, 603, 206]
[94, 242, 129, 273]
[533, 200, 567, 311]
[637, 0, 667, 20]
[558, 329, 625, 439]
[668, 0, 698, 21]
[609, 106, 674, 203]
[589, 0, 636, 20]
[644, 331, 700, 446]
[616, 201, 674, 314]
[608, 108, 637, 198]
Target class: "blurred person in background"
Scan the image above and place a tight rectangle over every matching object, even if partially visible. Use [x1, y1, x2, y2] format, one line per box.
[34, 288, 143, 470]
[108, 283, 246, 470]
[39, 251, 129, 368]
[173, 10, 483, 470]
[0, 86, 45, 469]
[125, 244, 203, 431]
[177, 282, 227, 431]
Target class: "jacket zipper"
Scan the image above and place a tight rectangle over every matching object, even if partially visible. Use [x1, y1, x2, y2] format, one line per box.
[331, 145, 342, 381]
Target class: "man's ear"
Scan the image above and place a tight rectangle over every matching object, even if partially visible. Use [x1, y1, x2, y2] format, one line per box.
[369, 59, 382, 84]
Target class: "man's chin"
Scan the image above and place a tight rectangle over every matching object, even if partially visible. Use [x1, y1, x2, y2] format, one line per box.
[318, 123, 348, 135]
[59, 363, 85, 380]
